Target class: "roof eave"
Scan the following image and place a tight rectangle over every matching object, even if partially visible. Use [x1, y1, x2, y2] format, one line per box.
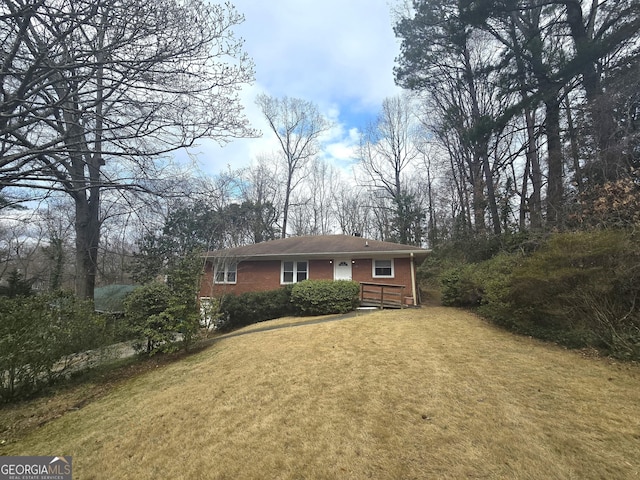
[205, 249, 431, 261]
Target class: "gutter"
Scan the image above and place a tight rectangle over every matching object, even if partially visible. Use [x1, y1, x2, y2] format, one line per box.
[410, 252, 417, 306]
[204, 250, 431, 261]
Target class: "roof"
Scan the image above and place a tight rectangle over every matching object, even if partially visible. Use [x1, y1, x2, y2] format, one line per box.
[94, 284, 138, 313]
[205, 235, 431, 261]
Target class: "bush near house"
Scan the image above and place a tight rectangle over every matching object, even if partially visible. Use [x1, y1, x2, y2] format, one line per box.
[214, 280, 361, 332]
[291, 280, 360, 315]
[216, 286, 295, 332]
[431, 230, 640, 360]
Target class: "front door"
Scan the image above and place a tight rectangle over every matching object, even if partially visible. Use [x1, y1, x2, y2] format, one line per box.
[334, 259, 352, 281]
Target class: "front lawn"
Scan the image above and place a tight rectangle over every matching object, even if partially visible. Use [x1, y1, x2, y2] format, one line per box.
[2, 307, 639, 479]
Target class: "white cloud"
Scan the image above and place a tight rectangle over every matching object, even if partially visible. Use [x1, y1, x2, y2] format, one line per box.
[191, 0, 404, 175]
[235, 0, 402, 104]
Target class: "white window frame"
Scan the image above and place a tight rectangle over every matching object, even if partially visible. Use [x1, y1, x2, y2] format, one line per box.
[281, 260, 308, 284]
[372, 258, 394, 278]
[214, 262, 237, 284]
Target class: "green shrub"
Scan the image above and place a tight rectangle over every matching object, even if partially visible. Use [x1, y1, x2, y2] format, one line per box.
[425, 231, 543, 306]
[432, 231, 542, 265]
[422, 229, 640, 359]
[0, 293, 106, 401]
[439, 264, 482, 307]
[123, 254, 203, 354]
[216, 286, 295, 332]
[417, 255, 453, 304]
[0, 269, 33, 297]
[506, 230, 640, 356]
[124, 282, 176, 354]
[474, 252, 522, 327]
[165, 253, 203, 351]
[290, 280, 360, 315]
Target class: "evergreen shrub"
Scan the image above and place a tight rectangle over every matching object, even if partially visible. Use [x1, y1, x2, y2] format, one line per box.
[290, 280, 360, 315]
[216, 286, 295, 332]
[0, 293, 106, 401]
[439, 264, 483, 307]
[123, 282, 175, 354]
[431, 230, 640, 359]
[506, 230, 640, 356]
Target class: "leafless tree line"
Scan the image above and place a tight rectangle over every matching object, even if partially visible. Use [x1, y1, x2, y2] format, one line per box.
[3, 0, 639, 298]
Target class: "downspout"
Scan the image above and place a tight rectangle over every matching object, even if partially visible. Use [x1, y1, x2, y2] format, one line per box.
[410, 252, 417, 306]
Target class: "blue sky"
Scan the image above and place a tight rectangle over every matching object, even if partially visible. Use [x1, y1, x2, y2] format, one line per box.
[197, 0, 404, 175]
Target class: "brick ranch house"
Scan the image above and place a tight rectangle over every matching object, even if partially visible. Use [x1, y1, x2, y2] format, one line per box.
[199, 234, 431, 307]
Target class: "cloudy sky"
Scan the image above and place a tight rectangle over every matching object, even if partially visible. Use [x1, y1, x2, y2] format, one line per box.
[197, 0, 404, 175]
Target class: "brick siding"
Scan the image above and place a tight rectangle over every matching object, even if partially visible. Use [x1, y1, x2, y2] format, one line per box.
[200, 257, 416, 300]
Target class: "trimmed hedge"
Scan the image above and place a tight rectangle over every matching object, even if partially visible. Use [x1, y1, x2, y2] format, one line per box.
[216, 286, 295, 332]
[213, 280, 361, 332]
[291, 280, 360, 315]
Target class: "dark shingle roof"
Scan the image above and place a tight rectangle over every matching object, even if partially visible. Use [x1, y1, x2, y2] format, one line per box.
[205, 235, 430, 260]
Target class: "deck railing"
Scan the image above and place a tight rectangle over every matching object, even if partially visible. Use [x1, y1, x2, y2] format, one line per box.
[359, 282, 407, 309]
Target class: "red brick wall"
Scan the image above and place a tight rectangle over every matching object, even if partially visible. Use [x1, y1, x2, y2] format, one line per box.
[392, 258, 414, 292]
[309, 259, 333, 280]
[200, 260, 281, 297]
[351, 259, 370, 283]
[200, 257, 416, 300]
[352, 258, 413, 288]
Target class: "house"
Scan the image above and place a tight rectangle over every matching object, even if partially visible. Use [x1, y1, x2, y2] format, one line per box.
[199, 235, 430, 307]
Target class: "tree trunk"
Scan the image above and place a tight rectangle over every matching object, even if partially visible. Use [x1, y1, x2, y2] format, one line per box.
[564, 90, 584, 193]
[470, 162, 487, 234]
[425, 160, 438, 247]
[281, 161, 293, 239]
[508, 11, 543, 230]
[47, 237, 65, 291]
[462, 42, 494, 235]
[61, 103, 102, 300]
[563, 0, 621, 181]
[545, 98, 564, 227]
[74, 189, 100, 299]
[481, 148, 502, 235]
[525, 108, 543, 230]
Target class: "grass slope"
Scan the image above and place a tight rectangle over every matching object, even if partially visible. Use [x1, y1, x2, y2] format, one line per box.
[2, 307, 639, 479]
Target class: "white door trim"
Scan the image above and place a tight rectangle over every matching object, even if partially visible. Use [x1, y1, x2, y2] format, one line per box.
[334, 258, 352, 281]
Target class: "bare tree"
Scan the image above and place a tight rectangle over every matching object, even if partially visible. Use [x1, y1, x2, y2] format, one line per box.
[238, 157, 282, 241]
[255, 94, 331, 238]
[288, 157, 338, 236]
[358, 95, 419, 198]
[0, 0, 255, 298]
[332, 182, 373, 238]
[357, 94, 424, 244]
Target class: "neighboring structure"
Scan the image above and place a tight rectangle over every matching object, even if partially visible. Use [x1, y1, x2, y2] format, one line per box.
[94, 284, 137, 314]
[200, 235, 430, 307]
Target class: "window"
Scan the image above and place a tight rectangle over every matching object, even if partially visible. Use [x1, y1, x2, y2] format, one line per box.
[282, 261, 308, 284]
[373, 259, 393, 278]
[214, 263, 237, 284]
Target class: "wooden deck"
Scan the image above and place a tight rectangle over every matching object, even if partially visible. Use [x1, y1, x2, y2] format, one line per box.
[359, 282, 409, 309]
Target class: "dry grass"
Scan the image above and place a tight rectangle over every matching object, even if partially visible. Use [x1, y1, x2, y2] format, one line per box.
[2, 307, 639, 479]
